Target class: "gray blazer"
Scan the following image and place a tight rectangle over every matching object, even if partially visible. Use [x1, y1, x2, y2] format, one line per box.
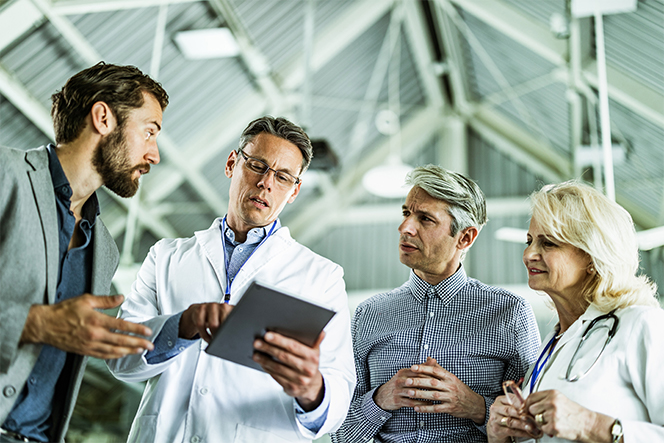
[0, 145, 119, 442]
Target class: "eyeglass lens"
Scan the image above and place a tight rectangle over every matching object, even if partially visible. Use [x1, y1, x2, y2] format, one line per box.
[240, 150, 298, 188]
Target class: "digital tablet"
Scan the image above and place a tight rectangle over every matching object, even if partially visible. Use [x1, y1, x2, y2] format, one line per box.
[205, 280, 336, 372]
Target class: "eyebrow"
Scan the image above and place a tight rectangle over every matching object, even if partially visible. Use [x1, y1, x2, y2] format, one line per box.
[149, 120, 162, 131]
[244, 150, 299, 175]
[402, 205, 437, 219]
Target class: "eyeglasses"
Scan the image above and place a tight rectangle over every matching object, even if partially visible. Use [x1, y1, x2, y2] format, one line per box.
[237, 149, 301, 189]
[502, 380, 542, 437]
[565, 310, 619, 382]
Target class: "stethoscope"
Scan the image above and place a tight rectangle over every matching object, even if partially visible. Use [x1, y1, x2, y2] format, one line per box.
[564, 309, 619, 382]
[530, 309, 619, 391]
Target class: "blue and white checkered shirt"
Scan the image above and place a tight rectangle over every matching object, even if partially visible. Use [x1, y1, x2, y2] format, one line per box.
[332, 266, 540, 443]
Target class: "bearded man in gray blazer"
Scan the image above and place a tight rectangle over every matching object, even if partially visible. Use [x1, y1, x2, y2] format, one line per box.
[0, 62, 168, 443]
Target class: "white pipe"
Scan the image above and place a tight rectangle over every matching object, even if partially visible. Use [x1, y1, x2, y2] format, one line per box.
[594, 12, 615, 201]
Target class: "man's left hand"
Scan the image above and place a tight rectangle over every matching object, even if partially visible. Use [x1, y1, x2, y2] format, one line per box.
[253, 331, 325, 412]
[406, 357, 486, 424]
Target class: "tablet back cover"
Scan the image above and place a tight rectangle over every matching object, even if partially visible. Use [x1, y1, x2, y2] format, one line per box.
[205, 280, 336, 371]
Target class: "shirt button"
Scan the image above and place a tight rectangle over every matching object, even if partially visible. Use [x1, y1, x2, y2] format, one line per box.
[420, 421, 425, 428]
[29, 377, 36, 385]
[429, 312, 434, 317]
[3, 386, 16, 397]
[423, 344, 429, 350]
[167, 340, 173, 347]
[237, 247, 243, 252]
[200, 387, 209, 395]
[190, 436, 200, 443]
[178, 346, 186, 352]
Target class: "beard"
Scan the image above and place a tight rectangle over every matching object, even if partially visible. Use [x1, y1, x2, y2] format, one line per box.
[92, 124, 150, 198]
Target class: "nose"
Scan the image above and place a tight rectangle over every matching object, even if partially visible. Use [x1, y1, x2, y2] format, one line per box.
[523, 242, 538, 263]
[256, 170, 275, 191]
[146, 141, 160, 165]
[398, 217, 416, 237]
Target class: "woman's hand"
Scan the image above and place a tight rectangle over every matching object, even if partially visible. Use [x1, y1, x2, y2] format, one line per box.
[488, 395, 542, 443]
[525, 390, 616, 442]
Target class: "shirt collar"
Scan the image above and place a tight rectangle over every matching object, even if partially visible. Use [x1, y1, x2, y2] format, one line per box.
[407, 264, 468, 306]
[46, 144, 100, 224]
[223, 217, 282, 246]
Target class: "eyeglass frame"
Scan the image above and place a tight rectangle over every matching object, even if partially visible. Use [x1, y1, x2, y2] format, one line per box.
[236, 148, 301, 188]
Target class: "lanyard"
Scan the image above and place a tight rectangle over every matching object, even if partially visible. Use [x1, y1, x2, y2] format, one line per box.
[530, 332, 559, 393]
[221, 216, 277, 303]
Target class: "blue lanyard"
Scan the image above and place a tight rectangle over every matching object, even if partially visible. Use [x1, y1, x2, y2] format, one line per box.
[221, 216, 277, 303]
[530, 332, 559, 393]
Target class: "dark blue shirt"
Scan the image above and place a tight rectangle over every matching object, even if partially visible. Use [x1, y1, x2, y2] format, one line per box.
[3, 145, 98, 441]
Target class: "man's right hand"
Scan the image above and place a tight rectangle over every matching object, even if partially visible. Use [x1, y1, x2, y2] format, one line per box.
[373, 363, 436, 411]
[179, 302, 233, 342]
[20, 294, 154, 359]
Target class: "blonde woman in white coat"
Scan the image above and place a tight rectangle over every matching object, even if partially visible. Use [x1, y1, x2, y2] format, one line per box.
[487, 181, 664, 443]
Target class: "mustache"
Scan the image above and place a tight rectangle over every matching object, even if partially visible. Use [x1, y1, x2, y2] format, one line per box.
[400, 235, 420, 247]
[133, 163, 151, 174]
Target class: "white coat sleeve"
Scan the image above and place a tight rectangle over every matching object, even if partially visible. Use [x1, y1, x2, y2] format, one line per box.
[106, 241, 181, 382]
[622, 307, 664, 443]
[299, 263, 356, 439]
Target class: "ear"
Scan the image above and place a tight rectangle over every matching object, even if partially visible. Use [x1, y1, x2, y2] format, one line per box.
[89, 101, 116, 136]
[225, 150, 238, 178]
[457, 226, 479, 250]
[287, 181, 302, 204]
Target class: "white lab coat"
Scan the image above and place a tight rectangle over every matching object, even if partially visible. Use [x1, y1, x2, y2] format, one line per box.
[522, 304, 664, 443]
[107, 219, 356, 443]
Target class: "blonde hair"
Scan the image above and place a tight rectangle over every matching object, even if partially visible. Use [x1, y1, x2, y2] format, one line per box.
[530, 180, 658, 311]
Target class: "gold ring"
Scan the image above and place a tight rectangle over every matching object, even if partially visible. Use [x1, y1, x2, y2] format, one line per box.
[535, 413, 545, 425]
[500, 416, 509, 427]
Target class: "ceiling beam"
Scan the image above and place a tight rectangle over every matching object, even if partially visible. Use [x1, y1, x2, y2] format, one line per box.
[0, 0, 44, 52]
[402, 0, 445, 109]
[289, 106, 445, 245]
[0, 63, 54, 139]
[281, 0, 393, 91]
[466, 104, 570, 183]
[446, 0, 567, 66]
[51, 0, 199, 15]
[446, 0, 664, 130]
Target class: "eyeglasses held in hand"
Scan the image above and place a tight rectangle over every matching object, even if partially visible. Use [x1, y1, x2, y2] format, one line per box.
[237, 149, 301, 189]
[502, 380, 542, 438]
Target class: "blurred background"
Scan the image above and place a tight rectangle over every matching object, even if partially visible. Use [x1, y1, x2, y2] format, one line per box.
[0, 0, 662, 440]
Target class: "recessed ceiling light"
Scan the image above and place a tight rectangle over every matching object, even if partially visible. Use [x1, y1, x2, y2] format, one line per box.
[174, 28, 240, 60]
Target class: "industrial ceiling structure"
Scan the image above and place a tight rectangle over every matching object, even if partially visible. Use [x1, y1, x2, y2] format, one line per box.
[1, 0, 663, 440]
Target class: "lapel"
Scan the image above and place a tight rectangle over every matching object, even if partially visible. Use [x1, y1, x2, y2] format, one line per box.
[195, 218, 228, 298]
[25, 148, 59, 305]
[90, 220, 119, 294]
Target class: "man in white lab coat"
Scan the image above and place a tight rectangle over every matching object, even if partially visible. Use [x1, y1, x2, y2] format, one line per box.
[107, 116, 355, 443]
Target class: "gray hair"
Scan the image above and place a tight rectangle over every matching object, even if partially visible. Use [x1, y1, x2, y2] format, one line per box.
[239, 116, 313, 174]
[405, 164, 487, 236]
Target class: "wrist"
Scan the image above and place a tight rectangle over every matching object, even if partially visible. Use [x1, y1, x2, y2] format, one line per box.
[582, 411, 616, 443]
[296, 373, 324, 412]
[20, 304, 46, 344]
[471, 392, 487, 425]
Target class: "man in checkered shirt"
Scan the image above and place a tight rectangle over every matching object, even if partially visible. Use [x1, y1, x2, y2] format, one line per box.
[332, 165, 540, 443]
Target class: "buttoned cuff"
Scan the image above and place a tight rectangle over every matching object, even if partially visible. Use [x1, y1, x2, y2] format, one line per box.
[361, 387, 393, 426]
[145, 312, 197, 364]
